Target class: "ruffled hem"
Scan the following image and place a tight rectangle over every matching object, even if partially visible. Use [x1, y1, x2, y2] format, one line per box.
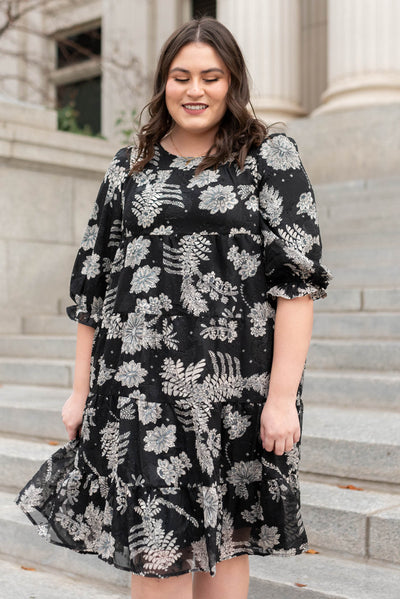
[15, 430, 308, 578]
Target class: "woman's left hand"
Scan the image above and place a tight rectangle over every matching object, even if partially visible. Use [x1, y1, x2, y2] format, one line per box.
[260, 397, 300, 455]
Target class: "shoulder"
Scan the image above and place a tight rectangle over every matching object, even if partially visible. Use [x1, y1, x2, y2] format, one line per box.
[104, 145, 138, 179]
[111, 145, 137, 168]
[255, 132, 302, 172]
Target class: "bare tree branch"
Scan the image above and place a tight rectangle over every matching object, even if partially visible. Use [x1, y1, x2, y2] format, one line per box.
[0, 0, 51, 37]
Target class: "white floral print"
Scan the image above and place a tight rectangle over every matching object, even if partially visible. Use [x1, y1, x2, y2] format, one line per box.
[115, 360, 147, 387]
[198, 185, 238, 214]
[144, 424, 177, 454]
[259, 135, 301, 171]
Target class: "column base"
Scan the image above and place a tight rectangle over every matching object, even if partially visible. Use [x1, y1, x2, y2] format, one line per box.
[251, 96, 307, 124]
[313, 73, 400, 115]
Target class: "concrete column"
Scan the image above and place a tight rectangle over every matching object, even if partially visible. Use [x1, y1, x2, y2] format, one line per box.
[314, 0, 400, 114]
[300, 0, 328, 115]
[102, 0, 182, 141]
[218, 0, 306, 122]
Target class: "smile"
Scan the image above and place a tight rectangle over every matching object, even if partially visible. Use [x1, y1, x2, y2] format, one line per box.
[182, 104, 208, 113]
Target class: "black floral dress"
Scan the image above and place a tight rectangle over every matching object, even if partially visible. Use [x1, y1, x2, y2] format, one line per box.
[15, 133, 332, 578]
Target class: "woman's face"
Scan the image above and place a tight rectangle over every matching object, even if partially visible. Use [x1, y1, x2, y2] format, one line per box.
[165, 42, 231, 137]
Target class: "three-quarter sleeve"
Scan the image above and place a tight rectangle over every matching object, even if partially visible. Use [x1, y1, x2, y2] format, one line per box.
[66, 146, 131, 327]
[256, 133, 332, 300]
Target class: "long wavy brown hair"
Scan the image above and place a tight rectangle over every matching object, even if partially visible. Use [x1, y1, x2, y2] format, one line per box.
[129, 17, 274, 176]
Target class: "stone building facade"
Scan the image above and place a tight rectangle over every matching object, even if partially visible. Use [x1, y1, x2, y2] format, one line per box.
[0, 0, 399, 331]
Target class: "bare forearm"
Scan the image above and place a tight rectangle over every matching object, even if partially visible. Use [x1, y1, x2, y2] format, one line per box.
[72, 322, 95, 398]
[267, 295, 313, 403]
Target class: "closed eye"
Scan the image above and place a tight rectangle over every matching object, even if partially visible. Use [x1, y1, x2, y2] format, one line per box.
[174, 78, 219, 83]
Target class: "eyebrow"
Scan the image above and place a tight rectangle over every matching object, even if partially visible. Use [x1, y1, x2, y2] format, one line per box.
[169, 67, 225, 75]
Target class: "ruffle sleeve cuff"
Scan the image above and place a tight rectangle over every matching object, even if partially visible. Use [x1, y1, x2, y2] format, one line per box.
[262, 229, 333, 300]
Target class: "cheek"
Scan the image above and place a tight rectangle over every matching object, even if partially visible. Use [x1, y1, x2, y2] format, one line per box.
[214, 86, 229, 111]
[165, 81, 181, 104]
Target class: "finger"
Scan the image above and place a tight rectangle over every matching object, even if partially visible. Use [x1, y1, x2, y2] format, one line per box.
[284, 437, 294, 453]
[264, 436, 275, 453]
[274, 439, 285, 456]
[293, 429, 301, 444]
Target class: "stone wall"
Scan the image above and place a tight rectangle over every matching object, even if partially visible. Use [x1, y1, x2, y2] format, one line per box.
[0, 98, 118, 333]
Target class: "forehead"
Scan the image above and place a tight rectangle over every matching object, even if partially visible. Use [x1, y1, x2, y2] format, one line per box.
[169, 42, 227, 72]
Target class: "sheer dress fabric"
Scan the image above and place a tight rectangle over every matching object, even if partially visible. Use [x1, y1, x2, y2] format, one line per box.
[15, 133, 332, 578]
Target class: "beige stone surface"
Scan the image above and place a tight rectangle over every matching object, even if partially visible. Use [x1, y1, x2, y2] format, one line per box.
[6, 239, 75, 314]
[0, 164, 74, 243]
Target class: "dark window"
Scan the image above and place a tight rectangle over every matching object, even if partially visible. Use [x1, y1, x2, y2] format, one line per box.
[56, 26, 101, 69]
[57, 76, 101, 135]
[191, 0, 216, 18]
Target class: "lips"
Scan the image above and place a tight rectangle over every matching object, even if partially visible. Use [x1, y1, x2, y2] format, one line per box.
[182, 103, 208, 115]
[182, 103, 208, 110]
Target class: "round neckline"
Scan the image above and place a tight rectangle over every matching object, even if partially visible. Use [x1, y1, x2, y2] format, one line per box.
[157, 142, 206, 161]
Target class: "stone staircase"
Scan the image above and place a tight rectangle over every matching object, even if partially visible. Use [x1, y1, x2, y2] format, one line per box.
[1, 176, 400, 597]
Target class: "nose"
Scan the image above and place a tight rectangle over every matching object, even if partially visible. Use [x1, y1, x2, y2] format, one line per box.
[187, 78, 205, 98]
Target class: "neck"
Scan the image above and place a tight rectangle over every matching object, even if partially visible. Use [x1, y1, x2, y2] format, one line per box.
[168, 127, 217, 156]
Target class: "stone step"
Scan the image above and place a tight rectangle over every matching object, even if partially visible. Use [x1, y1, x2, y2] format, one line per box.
[363, 288, 400, 311]
[0, 357, 74, 387]
[323, 231, 399, 250]
[313, 287, 400, 313]
[322, 247, 400, 287]
[22, 314, 77, 335]
[0, 334, 76, 359]
[313, 311, 400, 339]
[249, 552, 400, 599]
[315, 176, 400, 205]
[302, 405, 400, 484]
[0, 557, 129, 599]
[0, 385, 68, 441]
[301, 481, 400, 561]
[307, 339, 400, 371]
[0, 491, 130, 589]
[303, 370, 400, 411]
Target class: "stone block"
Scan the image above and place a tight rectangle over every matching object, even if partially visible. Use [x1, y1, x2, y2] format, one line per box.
[0, 387, 67, 441]
[312, 312, 400, 339]
[249, 551, 400, 598]
[323, 247, 400, 287]
[6, 239, 75, 315]
[0, 99, 57, 130]
[303, 370, 400, 410]
[300, 481, 399, 557]
[0, 491, 130, 587]
[0, 164, 74, 243]
[313, 287, 362, 312]
[369, 506, 400, 565]
[363, 288, 400, 312]
[0, 357, 73, 386]
[0, 334, 76, 359]
[0, 437, 55, 489]
[0, 558, 129, 599]
[307, 339, 400, 371]
[288, 104, 400, 184]
[301, 406, 400, 483]
[22, 314, 77, 335]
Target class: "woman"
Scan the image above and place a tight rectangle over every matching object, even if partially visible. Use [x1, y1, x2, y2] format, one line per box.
[15, 16, 332, 599]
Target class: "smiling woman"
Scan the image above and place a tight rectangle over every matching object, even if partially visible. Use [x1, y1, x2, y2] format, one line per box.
[130, 16, 267, 175]
[15, 15, 332, 599]
[162, 43, 231, 155]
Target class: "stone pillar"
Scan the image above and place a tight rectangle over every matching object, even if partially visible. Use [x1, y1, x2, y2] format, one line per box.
[218, 0, 306, 122]
[314, 0, 400, 114]
[102, 0, 182, 141]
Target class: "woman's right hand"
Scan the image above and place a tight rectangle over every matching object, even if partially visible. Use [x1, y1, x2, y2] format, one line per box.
[62, 392, 87, 440]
